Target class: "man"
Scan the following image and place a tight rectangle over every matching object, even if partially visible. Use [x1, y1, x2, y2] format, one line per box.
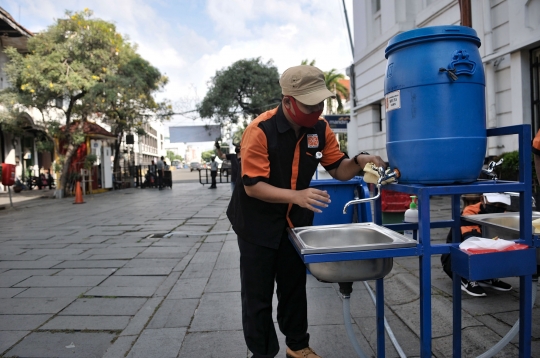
[227, 65, 386, 358]
[215, 141, 241, 192]
[156, 156, 165, 190]
[441, 192, 513, 297]
[209, 155, 218, 189]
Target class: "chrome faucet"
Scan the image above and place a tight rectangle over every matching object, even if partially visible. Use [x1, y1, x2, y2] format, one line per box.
[482, 159, 503, 181]
[343, 184, 382, 214]
[342, 166, 401, 214]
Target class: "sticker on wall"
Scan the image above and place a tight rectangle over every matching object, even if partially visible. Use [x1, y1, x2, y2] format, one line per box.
[385, 90, 401, 112]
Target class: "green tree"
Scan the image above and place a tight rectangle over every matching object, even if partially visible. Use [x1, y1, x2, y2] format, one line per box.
[93, 52, 171, 176]
[198, 57, 282, 134]
[166, 150, 182, 163]
[0, 9, 129, 194]
[201, 150, 215, 163]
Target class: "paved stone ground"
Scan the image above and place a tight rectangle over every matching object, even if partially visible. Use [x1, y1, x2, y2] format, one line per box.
[0, 181, 539, 357]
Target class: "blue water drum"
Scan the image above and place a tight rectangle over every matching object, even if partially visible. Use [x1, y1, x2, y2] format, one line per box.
[384, 26, 486, 184]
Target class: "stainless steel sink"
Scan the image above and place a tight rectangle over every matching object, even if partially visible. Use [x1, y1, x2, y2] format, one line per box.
[288, 223, 417, 282]
[463, 212, 540, 240]
[464, 212, 540, 261]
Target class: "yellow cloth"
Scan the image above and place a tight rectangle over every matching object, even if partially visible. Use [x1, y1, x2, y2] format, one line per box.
[362, 163, 397, 185]
[533, 218, 540, 234]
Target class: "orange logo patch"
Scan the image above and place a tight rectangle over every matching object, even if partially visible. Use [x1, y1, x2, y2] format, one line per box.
[307, 134, 319, 148]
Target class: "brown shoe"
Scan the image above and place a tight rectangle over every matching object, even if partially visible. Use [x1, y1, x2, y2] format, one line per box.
[285, 346, 321, 358]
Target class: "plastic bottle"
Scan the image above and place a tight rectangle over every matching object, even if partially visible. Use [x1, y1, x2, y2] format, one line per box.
[404, 196, 418, 239]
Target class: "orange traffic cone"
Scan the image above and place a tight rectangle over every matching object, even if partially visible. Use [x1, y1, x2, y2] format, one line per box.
[73, 181, 85, 204]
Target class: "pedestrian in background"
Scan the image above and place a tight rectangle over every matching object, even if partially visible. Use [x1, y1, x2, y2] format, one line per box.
[215, 140, 241, 192]
[227, 65, 386, 358]
[209, 155, 218, 189]
[440, 192, 513, 296]
[156, 156, 165, 190]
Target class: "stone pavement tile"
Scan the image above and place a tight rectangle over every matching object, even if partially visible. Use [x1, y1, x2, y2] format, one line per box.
[0, 274, 32, 287]
[432, 325, 519, 357]
[4, 331, 116, 358]
[84, 247, 146, 255]
[221, 239, 239, 252]
[204, 233, 228, 243]
[147, 299, 198, 328]
[14, 275, 107, 287]
[309, 323, 375, 358]
[0, 330, 29, 355]
[0, 287, 26, 298]
[376, 271, 421, 306]
[121, 297, 163, 337]
[180, 262, 214, 279]
[306, 287, 346, 326]
[490, 306, 540, 340]
[0, 254, 47, 261]
[153, 271, 182, 298]
[25, 248, 86, 255]
[178, 330, 247, 357]
[189, 292, 242, 331]
[215, 251, 240, 269]
[102, 335, 137, 358]
[0, 314, 51, 330]
[0, 269, 61, 276]
[98, 275, 165, 288]
[126, 328, 186, 358]
[124, 258, 180, 269]
[15, 287, 91, 298]
[205, 268, 240, 293]
[392, 294, 481, 339]
[85, 286, 157, 297]
[196, 242, 223, 252]
[55, 268, 116, 276]
[87, 252, 142, 260]
[59, 297, 147, 315]
[53, 259, 128, 268]
[0, 260, 62, 269]
[190, 250, 219, 264]
[0, 297, 75, 314]
[459, 289, 520, 316]
[167, 278, 208, 299]
[38, 253, 93, 261]
[137, 247, 189, 259]
[114, 266, 173, 276]
[40, 315, 130, 330]
[354, 311, 420, 357]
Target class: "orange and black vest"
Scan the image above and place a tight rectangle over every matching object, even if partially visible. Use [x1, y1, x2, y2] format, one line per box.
[227, 105, 345, 249]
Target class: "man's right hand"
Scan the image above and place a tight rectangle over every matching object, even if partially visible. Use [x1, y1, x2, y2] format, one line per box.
[294, 188, 331, 213]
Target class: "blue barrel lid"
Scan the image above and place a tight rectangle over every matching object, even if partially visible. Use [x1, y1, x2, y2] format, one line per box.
[385, 25, 480, 58]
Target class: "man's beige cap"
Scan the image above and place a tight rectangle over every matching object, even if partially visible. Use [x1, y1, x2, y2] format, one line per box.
[279, 65, 336, 105]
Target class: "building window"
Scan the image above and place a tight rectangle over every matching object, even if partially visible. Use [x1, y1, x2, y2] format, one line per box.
[372, 0, 381, 13]
[371, 0, 382, 40]
[532, 47, 540, 136]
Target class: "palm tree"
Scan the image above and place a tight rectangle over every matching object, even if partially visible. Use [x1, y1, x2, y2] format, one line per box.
[324, 69, 349, 114]
[299, 60, 349, 114]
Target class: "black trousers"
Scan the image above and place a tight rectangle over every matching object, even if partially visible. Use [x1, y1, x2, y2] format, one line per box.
[210, 170, 217, 187]
[238, 232, 309, 358]
[157, 170, 163, 188]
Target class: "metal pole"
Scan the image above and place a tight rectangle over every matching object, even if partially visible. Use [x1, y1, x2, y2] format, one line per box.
[459, 0, 472, 27]
[8, 186, 13, 208]
[341, 0, 354, 58]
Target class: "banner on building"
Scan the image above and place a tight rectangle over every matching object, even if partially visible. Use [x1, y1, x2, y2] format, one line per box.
[323, 115, 349, 133]
[169, 125, 221, 143]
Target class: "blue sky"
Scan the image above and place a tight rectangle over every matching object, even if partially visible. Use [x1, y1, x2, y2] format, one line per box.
[0, 0, 354, 129]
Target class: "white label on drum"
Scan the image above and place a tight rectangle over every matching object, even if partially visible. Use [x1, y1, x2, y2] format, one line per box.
[385, 90, 401, 112]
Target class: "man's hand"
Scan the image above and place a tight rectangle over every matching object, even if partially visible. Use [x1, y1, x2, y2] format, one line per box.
[356, 154, 386, 170]
[294, 188, 331, 213]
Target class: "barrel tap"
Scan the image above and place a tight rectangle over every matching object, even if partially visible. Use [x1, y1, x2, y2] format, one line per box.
[482, 159, 503, 181]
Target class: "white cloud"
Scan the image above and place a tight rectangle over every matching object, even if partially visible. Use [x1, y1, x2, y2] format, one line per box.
[4, 0, 354, 124]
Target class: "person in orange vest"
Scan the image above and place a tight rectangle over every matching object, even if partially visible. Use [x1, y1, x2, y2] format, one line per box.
[441, 193, 513, 297]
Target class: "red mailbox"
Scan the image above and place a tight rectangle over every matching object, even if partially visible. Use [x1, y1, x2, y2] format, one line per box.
[1, 163, 16, 186]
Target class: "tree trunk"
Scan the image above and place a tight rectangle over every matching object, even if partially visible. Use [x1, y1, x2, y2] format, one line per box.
[113, 129, 123, 182]
[59, 142, 78, 194]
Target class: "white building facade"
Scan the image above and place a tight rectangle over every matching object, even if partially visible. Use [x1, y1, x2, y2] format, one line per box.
[349, 0, 540, 160]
